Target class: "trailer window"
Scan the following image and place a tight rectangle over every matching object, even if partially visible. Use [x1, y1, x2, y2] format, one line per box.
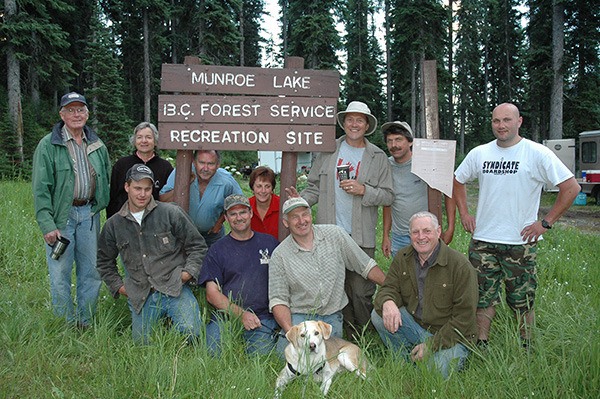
[581, 141, 597, 164]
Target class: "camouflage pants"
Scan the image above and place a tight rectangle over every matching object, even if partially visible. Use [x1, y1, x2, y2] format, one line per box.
[468, 239, 537, 313]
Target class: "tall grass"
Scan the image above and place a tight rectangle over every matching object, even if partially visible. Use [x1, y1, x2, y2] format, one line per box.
[0, 180, 598, 398]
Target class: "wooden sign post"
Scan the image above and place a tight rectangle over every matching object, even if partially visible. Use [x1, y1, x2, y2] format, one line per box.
[422, 60, 443, 223]
[158, 57, 340, 240]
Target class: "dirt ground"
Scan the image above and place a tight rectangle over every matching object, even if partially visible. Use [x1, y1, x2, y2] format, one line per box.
[539, 205, 600, 236]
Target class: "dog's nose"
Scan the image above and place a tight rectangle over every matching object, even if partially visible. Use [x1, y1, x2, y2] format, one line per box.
[310, 342, 316, 351]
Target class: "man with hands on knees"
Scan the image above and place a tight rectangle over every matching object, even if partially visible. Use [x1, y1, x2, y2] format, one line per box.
[198, 194, 280, 355]
[371, 211, 478, 378]
[97, 164, 207, 344]
[269, 197, 387, 352]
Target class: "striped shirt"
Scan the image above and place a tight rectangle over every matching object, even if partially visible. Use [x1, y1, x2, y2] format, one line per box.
[62, 126, 96, 201]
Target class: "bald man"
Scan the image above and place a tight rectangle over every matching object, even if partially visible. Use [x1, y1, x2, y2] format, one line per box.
[453, 103, 580, 348]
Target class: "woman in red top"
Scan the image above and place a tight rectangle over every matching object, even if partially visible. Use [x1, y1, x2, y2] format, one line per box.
[248, 166, 280, 240]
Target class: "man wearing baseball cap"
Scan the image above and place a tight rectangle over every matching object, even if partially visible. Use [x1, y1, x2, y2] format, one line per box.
[32, 91, 110, 329]
[269, 197, 386, 353]
[285, 101, 393, 340]
[381, 121, 456, 258]
[97, 164, 207, 343]
[198, 194, 280, 355]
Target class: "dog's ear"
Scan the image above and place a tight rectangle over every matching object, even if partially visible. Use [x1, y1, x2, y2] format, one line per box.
[286, 325, 299, 345]
[317, 321, 332, 340]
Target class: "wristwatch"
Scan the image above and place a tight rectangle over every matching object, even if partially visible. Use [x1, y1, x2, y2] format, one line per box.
[541, 219, 552, 229]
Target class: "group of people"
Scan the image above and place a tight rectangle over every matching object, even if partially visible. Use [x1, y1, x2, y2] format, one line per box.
[33, 92, 579, 378]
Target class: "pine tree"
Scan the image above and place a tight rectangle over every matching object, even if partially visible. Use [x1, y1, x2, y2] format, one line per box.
[454, 0, 491, 151]
[83, 2, 133, 159]
[343, 0, 386, 128]
[280, 0, 341, 69]
[564, 0, 600, 137]
[388, 0, 446, 138]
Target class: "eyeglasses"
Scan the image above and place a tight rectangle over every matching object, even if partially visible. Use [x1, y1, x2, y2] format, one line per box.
[62, 107, 87, 114]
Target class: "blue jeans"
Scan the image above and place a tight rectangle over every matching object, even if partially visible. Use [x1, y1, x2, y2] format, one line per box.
[45, 204, 101, 326]
[206, 315, 279, 356]
[129, 285, 202, 344]
[371, 307, 469, 378]
[391, 233, 411, 258]
[276, 311, 343, 354]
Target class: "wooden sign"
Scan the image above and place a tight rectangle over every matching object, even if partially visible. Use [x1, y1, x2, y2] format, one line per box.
[161, 64, 339, 97]
[159, 63, 340, 152]
[158, 95, 337, 124]
[159, 122, 335, 151]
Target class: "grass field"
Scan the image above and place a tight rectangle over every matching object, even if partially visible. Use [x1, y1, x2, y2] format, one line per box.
[0, 179, 598, 398]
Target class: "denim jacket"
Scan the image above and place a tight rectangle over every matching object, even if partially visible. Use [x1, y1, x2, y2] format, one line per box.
[97, 199, 207, 313]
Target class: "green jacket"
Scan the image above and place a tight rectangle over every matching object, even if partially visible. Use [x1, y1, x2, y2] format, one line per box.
[32, 122, 111, 235]
[374, 241, 478, 351]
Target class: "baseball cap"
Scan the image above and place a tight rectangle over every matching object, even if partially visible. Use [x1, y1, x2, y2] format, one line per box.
[126, 164, 155, 183]
[60, 92, 88, 107]
[282, 197, 310, 215]
[224, 194, 251, 211]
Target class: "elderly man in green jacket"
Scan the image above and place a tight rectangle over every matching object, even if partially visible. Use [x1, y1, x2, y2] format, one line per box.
[32, 92, 111, 329]
[371, 211, 478, 378]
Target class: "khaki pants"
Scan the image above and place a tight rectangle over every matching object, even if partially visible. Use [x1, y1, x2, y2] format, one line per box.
[342, 246, 376, 340]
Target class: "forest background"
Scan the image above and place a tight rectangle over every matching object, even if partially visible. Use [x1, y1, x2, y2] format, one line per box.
[1, 0, 599, 178]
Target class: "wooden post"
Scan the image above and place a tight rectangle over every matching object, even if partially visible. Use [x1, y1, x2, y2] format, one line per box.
[171, 56, 201, 211]
[278, 56, 304, 241]
[422, 60, 443, 223]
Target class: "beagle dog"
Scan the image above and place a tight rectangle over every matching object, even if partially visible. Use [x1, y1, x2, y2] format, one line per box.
[275, 320, 367, 397]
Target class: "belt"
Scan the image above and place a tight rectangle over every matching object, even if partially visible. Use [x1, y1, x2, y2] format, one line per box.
[72, 199, 92, 206]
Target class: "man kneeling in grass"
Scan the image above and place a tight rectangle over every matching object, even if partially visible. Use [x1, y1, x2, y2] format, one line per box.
[97, 164, 207, 343]
[198, 194, 280, 355]
[371, 211, 478, 378]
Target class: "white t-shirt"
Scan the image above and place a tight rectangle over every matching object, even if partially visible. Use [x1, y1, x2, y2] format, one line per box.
[454, 138, 573, 244]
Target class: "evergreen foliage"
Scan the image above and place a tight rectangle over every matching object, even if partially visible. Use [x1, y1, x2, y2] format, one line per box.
[0, 0, 599, 177]
[83, 2, 133, 160]
[282, 0, 342, 69]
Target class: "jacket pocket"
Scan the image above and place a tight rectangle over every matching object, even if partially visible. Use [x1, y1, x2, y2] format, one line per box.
[154, 232, 177, 253]
[431, 283, 454, 312]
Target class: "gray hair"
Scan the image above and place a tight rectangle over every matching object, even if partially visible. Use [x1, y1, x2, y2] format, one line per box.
[408, 211, 440, 230]
[194, 149, 221, 163]
[130, 122, 159, 148]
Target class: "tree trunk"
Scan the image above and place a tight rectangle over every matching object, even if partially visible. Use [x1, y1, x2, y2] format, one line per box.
[6, 0, 24, 165]
[419, 53, 426, 138]
[239, 2, 245, 66]
[549, 0, 564, 139]
[385, 0, 392, 120]
[448, 0, 455, 140]
[411, 53, 417, 136]
[143, 7, 151, 121]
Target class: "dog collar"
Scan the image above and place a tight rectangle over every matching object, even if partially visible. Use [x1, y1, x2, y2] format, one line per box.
[287, 362, 325, 376]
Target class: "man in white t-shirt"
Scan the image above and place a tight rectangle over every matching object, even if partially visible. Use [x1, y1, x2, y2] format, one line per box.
[453, 103, 580, 348]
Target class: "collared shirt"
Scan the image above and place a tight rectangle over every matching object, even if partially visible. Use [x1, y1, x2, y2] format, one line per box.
[161, 167, 242, 233]
[62, 126, 95, 201]
[413, 241, 441, 320]
[269, 224, 376, 316]
[249, 194, 280, 240]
